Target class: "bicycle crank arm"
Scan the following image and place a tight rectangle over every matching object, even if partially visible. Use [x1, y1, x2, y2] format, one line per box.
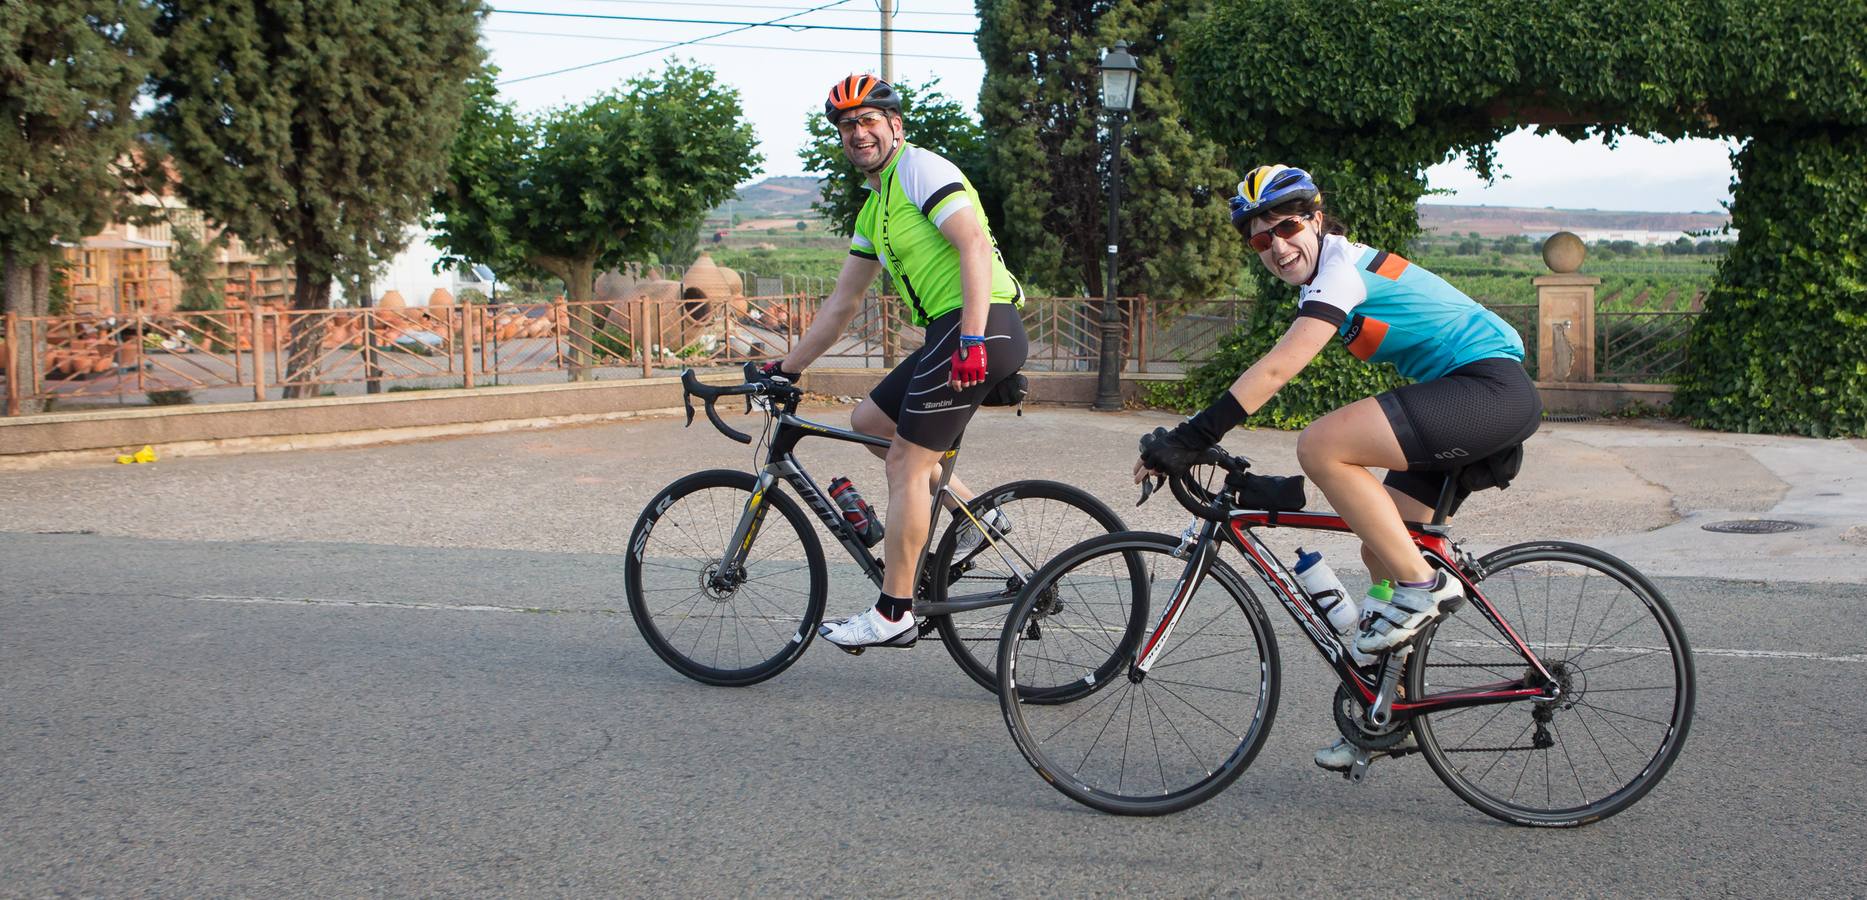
[1366, 648, 1410, 728]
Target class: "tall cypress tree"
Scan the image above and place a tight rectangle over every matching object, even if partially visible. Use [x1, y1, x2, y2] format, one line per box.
[1, 1, 156, 315]
[150, 0, 483, 396]
[977, 0, 1237, 300]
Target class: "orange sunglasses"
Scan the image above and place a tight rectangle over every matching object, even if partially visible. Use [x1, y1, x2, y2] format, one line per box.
[1246, 216, 1308, 252]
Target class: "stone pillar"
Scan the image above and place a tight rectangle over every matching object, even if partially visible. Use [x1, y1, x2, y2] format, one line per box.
[1533, 232, 1598, 383]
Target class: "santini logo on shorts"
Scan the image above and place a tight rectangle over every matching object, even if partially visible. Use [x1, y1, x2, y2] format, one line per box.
[921, 399, 955, 409]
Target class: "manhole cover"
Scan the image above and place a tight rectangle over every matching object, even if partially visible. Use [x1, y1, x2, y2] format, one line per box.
[1701, 519, 1811, 534]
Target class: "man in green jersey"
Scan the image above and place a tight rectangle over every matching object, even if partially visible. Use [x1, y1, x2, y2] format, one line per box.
[760, 74, 1029, 650]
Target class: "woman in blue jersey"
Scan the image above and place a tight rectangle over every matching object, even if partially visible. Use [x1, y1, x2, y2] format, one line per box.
[1135, 165, 1541, 771]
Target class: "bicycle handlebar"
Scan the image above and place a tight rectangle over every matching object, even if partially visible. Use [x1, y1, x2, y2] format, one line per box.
[1135, 446, 1255, 522]
[680, 363, 803, 445]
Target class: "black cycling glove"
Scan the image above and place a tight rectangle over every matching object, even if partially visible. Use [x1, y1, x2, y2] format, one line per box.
[1138, 392, 1247, 475]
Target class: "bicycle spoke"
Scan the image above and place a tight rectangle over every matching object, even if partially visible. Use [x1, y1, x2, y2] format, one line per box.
[1415, 545, 1691, 825]
[1145, 676, 1258, 697]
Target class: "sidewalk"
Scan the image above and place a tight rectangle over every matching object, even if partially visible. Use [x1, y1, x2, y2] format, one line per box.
[0, 404, 1860, 585]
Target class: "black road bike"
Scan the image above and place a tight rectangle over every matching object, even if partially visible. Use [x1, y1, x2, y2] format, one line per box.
[625, 364, 1140, 691]
[997, 447, 1695, 825]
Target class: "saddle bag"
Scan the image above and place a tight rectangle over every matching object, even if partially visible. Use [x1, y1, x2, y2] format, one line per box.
[981, 372, 1029, 409]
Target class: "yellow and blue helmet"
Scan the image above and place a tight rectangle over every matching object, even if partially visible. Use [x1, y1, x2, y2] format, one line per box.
[1229, 165, 1320, 233]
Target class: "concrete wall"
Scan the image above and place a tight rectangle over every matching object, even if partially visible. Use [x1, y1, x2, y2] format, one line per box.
[0, 375, 735, 467]
[0, 368, 1676, 467]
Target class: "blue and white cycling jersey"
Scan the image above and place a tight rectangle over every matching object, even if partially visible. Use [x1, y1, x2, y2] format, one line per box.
[1296, 234, 1524, 382]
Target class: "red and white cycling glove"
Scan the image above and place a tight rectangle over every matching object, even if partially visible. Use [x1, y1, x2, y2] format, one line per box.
[950, 338, 988, 388]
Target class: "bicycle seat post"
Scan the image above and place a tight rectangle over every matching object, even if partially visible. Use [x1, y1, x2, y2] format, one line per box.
[1431, 471, 1459, 525]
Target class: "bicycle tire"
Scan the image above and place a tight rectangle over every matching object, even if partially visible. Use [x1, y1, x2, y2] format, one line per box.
[998, 531, 1281, 816]
[926, 480, 1132, 695]
[625, 469, 827, 687]
[1409, 541, 1695, 827]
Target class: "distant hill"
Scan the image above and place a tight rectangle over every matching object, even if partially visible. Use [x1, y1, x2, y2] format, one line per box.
[710, 176, 824, 221]
[711, 180, 1730, 238]
[1420, 204, 1728, 238]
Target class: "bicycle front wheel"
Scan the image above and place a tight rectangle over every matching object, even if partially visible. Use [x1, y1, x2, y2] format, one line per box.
[926, 480, 1131, 695]
[624, 470, 827, 687]
[998, 532, 1281, 816]
[1410, 541, 1694, 827]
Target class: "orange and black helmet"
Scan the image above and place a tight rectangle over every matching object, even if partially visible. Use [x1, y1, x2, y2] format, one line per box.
[825, 74, 902, 123]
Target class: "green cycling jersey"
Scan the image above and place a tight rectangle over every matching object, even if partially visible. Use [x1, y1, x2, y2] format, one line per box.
[848, 142, 1022, 326]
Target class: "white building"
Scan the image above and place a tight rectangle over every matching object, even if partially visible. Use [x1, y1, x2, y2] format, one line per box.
[369, 228, 498, 305]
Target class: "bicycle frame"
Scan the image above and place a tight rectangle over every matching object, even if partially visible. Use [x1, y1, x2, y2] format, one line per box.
[1138, 503, 1561, 721]
[710, 396, 1040, 619]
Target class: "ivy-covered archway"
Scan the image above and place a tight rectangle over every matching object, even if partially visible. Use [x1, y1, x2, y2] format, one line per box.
[1174, 0, 1867, 436]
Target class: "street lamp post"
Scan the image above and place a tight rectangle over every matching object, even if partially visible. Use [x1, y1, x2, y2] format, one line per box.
[1095, 40, 1139, 411]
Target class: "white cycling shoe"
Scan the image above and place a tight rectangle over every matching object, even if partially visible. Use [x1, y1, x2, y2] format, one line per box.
[1313, 733, 1418, 772]
[1355, 571, 1466, 655]
[953, 506, 1011, 556]
[819, 605, 918, 650]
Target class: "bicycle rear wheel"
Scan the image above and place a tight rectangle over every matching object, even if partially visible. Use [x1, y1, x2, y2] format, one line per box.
[926, 480, 1131, 695]
[1409, 541, 1694, 827]
[998, 532, 1281, 816]
[624, 470, 827, 687]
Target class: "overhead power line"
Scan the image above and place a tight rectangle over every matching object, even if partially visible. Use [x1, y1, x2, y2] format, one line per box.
[486, 7, 976, 35]
[486, 28, 978, 61]
[496, 0, 975, 15]
[497, 0, 862, 85]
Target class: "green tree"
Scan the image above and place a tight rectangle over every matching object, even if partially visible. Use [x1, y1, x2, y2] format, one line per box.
[1, 0, 156, 411]
[801, 78, 992, 237]
[150, 0, 483, 397]
[978, 0, 1237, 301]
[1175, 0, 1867, 434]
[433, 65, 758, 376]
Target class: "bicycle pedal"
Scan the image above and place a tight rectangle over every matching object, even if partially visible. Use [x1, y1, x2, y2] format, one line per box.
[1347, 750, 1376, 783]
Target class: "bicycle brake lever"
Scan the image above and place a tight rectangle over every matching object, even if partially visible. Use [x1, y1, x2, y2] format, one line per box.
[1137, 474, 1165, 507]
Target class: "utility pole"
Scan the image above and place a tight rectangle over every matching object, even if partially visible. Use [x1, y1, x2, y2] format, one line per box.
[879, 0, 894, 81]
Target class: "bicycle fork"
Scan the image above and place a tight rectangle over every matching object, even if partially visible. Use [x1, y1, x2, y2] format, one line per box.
[1130, 518, 1223, 680]
[714, 471, 779, 590]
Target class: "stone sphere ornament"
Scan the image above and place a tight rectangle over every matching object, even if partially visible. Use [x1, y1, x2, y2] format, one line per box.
[1543, 231, 1586, 273]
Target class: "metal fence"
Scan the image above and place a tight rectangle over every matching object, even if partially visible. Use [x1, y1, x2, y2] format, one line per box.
[1597, 310, 1698, 383]
[0, 292, 1704, 415]
[4, 296, 1244, 413]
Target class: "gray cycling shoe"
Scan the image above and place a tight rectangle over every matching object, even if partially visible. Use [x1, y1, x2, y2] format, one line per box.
[1356, 571, 1465, 654]
[953, 506, 1011, 556]
[1314, 733, 1417, 772]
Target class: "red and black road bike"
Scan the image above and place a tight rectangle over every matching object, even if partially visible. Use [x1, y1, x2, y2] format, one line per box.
[996, 447, 1694, 826]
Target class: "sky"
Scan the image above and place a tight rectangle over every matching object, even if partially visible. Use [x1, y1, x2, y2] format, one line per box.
[482, 0, 1736, 214]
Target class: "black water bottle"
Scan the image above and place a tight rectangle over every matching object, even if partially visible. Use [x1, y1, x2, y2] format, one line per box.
[828, 476, 884, 547]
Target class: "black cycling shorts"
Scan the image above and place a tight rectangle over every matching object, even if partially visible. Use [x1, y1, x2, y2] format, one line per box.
[1377, 357, 1541, 515]
[869, 303, 1028, 451]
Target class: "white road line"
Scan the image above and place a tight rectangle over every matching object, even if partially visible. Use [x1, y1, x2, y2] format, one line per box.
[186, 595, 1867, 663]
[191, 595, 614, 615]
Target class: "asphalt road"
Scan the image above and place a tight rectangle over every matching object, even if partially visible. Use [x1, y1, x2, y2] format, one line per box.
[5, 406, 1864, 895]
[4, 529, 1864, 896]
